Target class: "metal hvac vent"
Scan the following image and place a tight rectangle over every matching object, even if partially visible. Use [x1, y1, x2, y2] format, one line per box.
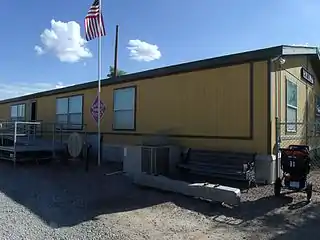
[141, 146, 170, 176]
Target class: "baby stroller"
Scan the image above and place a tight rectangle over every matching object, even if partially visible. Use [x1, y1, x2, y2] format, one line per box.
[274, 145, 312, 202]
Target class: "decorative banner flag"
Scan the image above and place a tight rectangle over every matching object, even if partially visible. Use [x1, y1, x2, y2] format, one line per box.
[90, 96, 106, 123]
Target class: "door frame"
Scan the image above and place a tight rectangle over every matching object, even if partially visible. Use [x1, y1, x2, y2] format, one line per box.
[30, 100, 37, 121]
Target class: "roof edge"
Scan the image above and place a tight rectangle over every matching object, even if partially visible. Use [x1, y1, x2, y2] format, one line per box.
[282, 45, 319, 56]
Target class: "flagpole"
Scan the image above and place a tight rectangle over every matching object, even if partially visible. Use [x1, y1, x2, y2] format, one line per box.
[113, 25, 119, 77]
[97, 0, 102, 166]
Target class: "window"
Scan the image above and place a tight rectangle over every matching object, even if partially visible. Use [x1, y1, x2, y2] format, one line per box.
[10, 104, 26, 121]
[113, 87, 136, 130]
[316, 95, 320, 117]
[56, 95, 83, 129]
[315, 96, 320, 135]
[286, 79, 297, 133]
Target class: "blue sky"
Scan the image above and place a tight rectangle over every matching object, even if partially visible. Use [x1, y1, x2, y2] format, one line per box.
[0, 0, 319, 100]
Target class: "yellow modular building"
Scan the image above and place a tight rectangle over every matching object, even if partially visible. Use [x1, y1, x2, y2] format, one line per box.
[0, 45, 320, 162]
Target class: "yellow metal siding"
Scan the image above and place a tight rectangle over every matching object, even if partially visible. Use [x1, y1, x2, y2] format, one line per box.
[0, 104, 9, 120]
[271, 56, 320, 149]
[279, 56, 308, 123]
[137, 64, 251, 137]
[252, 61, 269, 153]
[0, 61, 270, 154]
[0, 100, 30, 121]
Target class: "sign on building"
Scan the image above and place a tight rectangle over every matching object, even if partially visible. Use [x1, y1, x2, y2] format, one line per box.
[301, 68, 315, 85]
[90, 96, 106, 123]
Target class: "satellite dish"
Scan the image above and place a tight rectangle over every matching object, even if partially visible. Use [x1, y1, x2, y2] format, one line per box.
[67, 132, 83, 158]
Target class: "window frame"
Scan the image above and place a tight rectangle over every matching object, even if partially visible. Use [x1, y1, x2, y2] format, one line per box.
[55, 94, 84, 130]
[314, 95, 320, 135]
[315, 95, 320, 117]
[285, 79, 298, 134]
[10, 103, 26, 122]
[112, 86, 137, 131]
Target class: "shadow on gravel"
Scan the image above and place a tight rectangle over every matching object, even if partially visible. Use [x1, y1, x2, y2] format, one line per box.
[0, 159, 313, 231]
[245, 202, 320, 240]
[170, 194, 294, 225]
[0, 160, 171, 228]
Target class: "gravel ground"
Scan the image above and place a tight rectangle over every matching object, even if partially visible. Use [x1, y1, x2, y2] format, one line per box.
[0, 161, 320, 240]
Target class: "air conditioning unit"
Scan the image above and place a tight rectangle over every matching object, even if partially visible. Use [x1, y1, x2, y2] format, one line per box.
[141, 145, 170, 176]
[123, 145, 181, 178]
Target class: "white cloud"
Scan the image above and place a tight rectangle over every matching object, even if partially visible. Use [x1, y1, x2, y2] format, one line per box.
[34, 45, 44, 55]
[127, 39, 161, 62]
[35, 19, 92, 63]
[0, 82, 71, 100]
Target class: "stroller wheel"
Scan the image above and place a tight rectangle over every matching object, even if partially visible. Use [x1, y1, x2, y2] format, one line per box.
[274, 177, 282, 197]
[306, 182, 312, 202]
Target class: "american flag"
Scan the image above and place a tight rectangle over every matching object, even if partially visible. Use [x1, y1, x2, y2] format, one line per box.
[85, 0, 106, 41]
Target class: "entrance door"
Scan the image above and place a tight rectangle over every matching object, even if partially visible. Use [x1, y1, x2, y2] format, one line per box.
[31, 101, 37, 121]
[30, 101, 37, 135]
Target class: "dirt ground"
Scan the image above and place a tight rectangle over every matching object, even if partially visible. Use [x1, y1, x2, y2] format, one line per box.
[0, 160, 319, 240]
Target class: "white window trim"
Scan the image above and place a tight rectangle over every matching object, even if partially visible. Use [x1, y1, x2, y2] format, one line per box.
[10, 103, 26, 121]
[113, 87, 136, 130]
[286, 79, 297, 133]
[56, 95, 83, 130]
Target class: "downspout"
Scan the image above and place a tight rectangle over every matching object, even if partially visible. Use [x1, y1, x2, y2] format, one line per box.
[275, 65, 280, 179]
[272, 55, 285, 179]
[305, 57, 309, 145]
